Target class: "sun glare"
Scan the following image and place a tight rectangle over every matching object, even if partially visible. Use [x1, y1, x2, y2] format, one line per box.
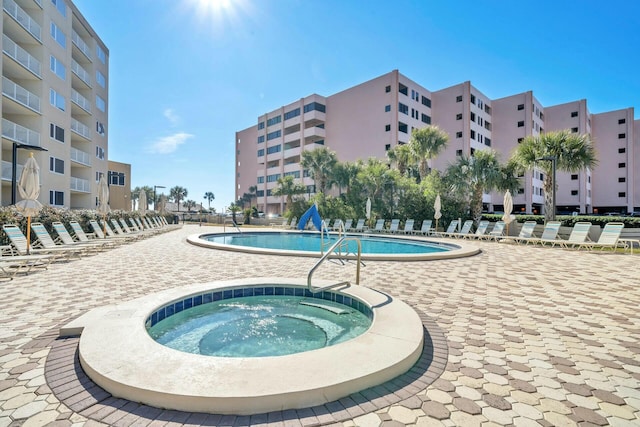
[182, 0, 250, 38]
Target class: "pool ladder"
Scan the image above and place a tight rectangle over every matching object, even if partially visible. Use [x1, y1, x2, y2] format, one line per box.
[308, 234, 362, 294]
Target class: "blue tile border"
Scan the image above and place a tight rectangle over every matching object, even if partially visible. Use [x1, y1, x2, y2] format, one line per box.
[145, 286, 373, 329]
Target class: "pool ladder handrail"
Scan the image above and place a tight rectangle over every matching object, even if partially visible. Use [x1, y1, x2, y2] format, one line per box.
[320, 220, 346, 255]
[307, 235, 362, 294]
[223, 217, 242, 234]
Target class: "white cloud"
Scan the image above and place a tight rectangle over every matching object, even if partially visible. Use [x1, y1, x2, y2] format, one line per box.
[164, 108, 180, 126]
[148, 132, 194, 154]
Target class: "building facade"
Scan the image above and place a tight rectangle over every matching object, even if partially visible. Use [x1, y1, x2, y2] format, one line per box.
[236, 70, 639, 216]
[1, 0, 113, 210]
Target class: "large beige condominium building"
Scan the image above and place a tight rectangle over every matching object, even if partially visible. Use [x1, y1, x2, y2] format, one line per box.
[236, 70, 639, 216]
[1, 0, 110, 210]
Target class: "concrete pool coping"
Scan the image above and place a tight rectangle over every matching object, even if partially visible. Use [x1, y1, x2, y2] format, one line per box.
[186, 230, 481, 261]
[62, 277, 425, 415]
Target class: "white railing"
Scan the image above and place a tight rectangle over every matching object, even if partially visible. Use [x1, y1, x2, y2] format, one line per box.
[70, 176, 90, 192]
[1, 118, 40, 146]
[70, 118, 91, 140]
[2, 76, 40, 112]
[1, 160, 23, 181]
[71, 29, 91, 61]
[2, 34, 41, 76]
[71, 89, 91, 113]
[3, 0, 41, 41]
[33, 0, 42, 7]
[70, 147, 91, 166]
[71, 59, 91, 87]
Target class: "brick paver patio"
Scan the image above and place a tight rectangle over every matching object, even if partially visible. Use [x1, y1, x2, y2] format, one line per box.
[0, 224, 638, 426]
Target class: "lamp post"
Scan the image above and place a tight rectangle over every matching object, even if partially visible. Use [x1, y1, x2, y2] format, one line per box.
[536, 156, 557, 221]
[153, 185, 165, 210]
[12, 143, 48, 205]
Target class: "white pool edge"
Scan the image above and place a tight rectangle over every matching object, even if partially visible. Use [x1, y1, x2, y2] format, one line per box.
[66, 277, 425, 415]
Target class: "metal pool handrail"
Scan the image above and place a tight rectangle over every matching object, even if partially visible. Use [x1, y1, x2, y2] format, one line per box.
[308, 236, 362, 294]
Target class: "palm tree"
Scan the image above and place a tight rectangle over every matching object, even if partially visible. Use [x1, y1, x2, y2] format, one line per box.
[272, 175, 307, 208]
[247, 186, 257, 209]
[227, 202, 242, 224]
[169, 186, 188, 212]
[184, 200, 196, 211]
[204, 192, 215, 210]
[301, 147, 337, 194]
[131, 186, 140, 210]
[409, 126, 449, 180]
[386, 143, 414, 177]
[510, 130, 597, 222]
[445, 150, 518, 224]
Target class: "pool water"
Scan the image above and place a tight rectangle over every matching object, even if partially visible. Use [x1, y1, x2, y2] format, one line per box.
[147, 295, 372, 357]
[203, 232, 449, 254]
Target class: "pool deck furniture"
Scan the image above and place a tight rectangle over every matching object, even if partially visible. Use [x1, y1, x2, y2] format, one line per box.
[349, 219, 366, 232]
[467, 220, 490, 239]
[562, 221, 594, 249]
[287, 217, 298, 229]
[448, 220, 474, 239]
[30, 223, 89, 259]
[399, 219, 415, 234]
[51, 222, 114, 252]
[570, 222, 625, 251]
[70, 221, 124, 247]
[370, 219, 386, 233]
[414, 219, 434, 236]
[437, 219, 460, 238]
[343, 219, 353, 232]
[499, 221, 538, 244]
[484, 221, 506, 240]
[386, 219, 400, 233]
[2, 224, 76, 262]
[519, 221, 562, 246]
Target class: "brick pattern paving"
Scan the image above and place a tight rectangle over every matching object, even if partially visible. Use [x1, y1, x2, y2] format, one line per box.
[1, 225, 639, 426]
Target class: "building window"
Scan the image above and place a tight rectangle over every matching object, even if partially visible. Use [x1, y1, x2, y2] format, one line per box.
[96, 71, 106, 88]
[485, 137, 491, 147]
[51, 0, 66, 16]
[517, 138, 524, 143]
[518, 188, 525, 194]
[266, 145, 281, 154]
[96, 146, 105, 160]
[571, 174, 578, 180]
[50, 22, 66, 48]
[571, 127, 578, 133]
[49, 157, 64, 174]
[618, 162, 626, 168]
[456, 113, 462, 120]
[385, 144, 391, 151]
[257, 121, 265, 130]
[517, 104, 524, 110]
[571, 111, 578, 117]
[470, 148, 476, 156]
[618, 147, 626, 153]
[619, 192, 626, 198]
[109, 171, 125, 186]
[470, 112, 476, 122]
[618, 177, 626, 183]
[398, 122, 408, 133]
[618, 133, 626, 139]
[456, 131, 462, 138]
[96, 95, 106, 112]
[485, 121, 492, 131]
[97, 45, 106, 64]
[570, 190, 578, 196]
[284, 108, 300, 120]
[456, 95, 462, 102]
[398, 103, 408, 115]
[421, 114, 431, 124]
[485, 105, 492, 115]
[257, 135, 265, 143]
[284, 171, 300, 178]
[96, 121, 105, 136]
[267, 115, 281, 126]
[398, 83, 408, 96]
[266, 174, 280, 183]
[385, 85, 391, 93]
[384, 105, 391, 112]
[385, 124, 391, 132]
[49, 123, 64, 143]
[470, 130, 476, 140]
[618, 118, 626, 124]
[517, 121, 524, 127]
[421, 96, 431, 107]
[470, 94, 476, 105]
[267, 130, 281, 141]
[456, 149, 462, 156]
[257, 149, 264, 157]
[257, 176, 264, 184]
[49, 89, 65, 111]
[49, 190, 64, 206]
[303, 102, 325, 113]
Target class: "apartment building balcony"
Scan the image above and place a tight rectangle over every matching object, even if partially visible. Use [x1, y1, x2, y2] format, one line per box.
[3, 0, 41, 42]
[70, 118, 91, 141]
[303, 126, 325, 141]
[283, 163, 300, 174]
[284, 131, 300, 144]
[2, 34, 41, 78]
[70, 146, 91, 167]
[284, 145, 301, 159]
[303, 110, 325, 127]
[2, 76, 40, 113]
[266, 152, 281, 163]
[1, 118, 39, 147]
[70, 176, 90, 193]
[1, 160, 22, 182]
[71, 89, 91, 114]
[72, 29, 92, 62]
[71, 59, 92, 88]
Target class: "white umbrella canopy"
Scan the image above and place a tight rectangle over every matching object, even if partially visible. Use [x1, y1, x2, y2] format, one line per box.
[96, 175, 110, 215]
[14, 154, 43, 254]
[365, 197, 371, 228]
[138, 190, 147, 216]
[502, 190, 516, 236]
[434, 193, 442, 231]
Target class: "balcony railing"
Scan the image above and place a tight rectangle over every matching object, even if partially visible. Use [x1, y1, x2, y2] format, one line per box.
[71, 59, 91, 87]
[33, 0, 41, 7]
[3, 0, 41, 41]
[2, 118, 40, 146]
[70, 176, 90, 192]
[71, 89, 91, 113]
[70, 118, 91, 140]
[1, 160, 22, 181]
[70, 147, 91, 166]
[2, 34, 41, 77]
[2, 76, 40, 112]
[71, 29, 91, 61]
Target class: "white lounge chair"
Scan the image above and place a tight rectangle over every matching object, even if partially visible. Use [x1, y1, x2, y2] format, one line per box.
[438, 219, 460, 237]
[448, 220, 474, 238]
[349, 219, 366, 232]
[468, 220, 490, 239]
[572, 222, 624, 251]
[399, 219, 415, 234]
[485, 221, 506, 240]
[387, 219, 400, 233]
[415, 220, 433, 236]
[500, 221, 537, 244]
[521, 221, 562, 246]
[371, 219, 386, 233]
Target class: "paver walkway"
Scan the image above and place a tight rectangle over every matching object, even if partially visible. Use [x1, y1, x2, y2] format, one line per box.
[0, 224, 639, 426]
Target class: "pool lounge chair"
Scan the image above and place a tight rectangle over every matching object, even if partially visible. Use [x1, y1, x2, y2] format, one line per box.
[399, 219, 415, 234]
[1, 224, 77, 262]
[349, 219, 366, 232]
[438, 219, 459, 237]
[89, 220, 131, 242]
[485, 221, 506, 240]
[330, 219, 344, 232]
[30, 223, 90, 258]
[111, 219, 144, 240]
[448, 220, 474, 239]
[386, 219, 401, 233]
[343, 219, 353, 232]
[51, 222, 114, 252]
[499, 221, 538, 244]
[561, 222, 593, 248]
[521, 221, 562, 246]
[288, 217, 298, 229]
[571, 222, 625, 251]
[371, 219, 386, 233]
[414, 220, 433, 236]
[70, 221, 123, 247]
[467, 220, 490, 239]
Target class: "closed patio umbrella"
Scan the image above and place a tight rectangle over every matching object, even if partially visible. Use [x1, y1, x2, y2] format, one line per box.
[434, 194, 442, 232]
[502, 190, 516, 235]
[97, 175, 110, 238]
[365, 197, 371, 228]
[14, 153, 43, 254]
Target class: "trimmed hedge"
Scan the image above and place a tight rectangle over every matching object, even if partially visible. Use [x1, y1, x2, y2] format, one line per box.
[481, 213, 640, 228]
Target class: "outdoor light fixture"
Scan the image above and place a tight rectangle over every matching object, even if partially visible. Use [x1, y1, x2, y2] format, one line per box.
[12, 142, 48, 205]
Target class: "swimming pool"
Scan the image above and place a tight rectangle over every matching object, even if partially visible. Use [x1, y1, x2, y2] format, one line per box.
[188, 230, 480, 261]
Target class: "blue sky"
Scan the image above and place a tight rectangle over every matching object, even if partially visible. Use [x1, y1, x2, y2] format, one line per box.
[73, 0, 640, 212]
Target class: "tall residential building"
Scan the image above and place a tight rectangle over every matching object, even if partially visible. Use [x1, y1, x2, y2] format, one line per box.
[236, 70, 639, 216]
[1, 0, 111, 210]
